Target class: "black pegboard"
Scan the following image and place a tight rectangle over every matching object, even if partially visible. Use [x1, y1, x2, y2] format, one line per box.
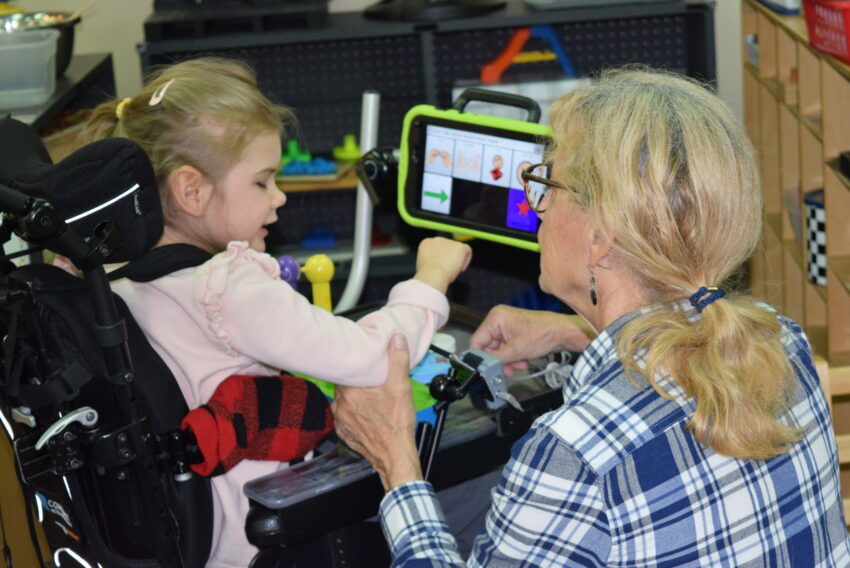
[267, 188, 405, 249]
[432, 13, 705, 108]
[141, 1, 714, 154]
[246, 36, 425, 103]
[143, 34, 425, 154]
[269, 189, 357, 246]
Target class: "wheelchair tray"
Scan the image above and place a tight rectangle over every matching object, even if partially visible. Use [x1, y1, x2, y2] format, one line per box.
[244, 448, 374, 509]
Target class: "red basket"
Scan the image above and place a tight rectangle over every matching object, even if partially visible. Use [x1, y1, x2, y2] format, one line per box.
[803, 0, 850, 63]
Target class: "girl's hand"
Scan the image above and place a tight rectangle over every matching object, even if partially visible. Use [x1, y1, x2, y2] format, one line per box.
[470, 305, 593, 376]
[413, 237, 472, 293]
[332, 335, 423, 491]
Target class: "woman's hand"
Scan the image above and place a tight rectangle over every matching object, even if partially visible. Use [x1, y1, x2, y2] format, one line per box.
[332, 335, 423, 491]
[470, 305, 593, 376]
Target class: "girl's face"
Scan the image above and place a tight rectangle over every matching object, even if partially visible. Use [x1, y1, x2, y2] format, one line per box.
[205, 132, 285, 253]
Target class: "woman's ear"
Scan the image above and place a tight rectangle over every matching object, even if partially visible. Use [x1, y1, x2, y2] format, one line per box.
[588, 226, 614, 268]
[166, 165, 212, 218]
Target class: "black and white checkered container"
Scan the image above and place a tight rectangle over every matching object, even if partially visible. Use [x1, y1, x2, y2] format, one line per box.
[805, 189, 826, 287]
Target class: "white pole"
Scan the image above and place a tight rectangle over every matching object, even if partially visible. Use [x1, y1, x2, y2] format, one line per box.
[334, 90, 380, 313]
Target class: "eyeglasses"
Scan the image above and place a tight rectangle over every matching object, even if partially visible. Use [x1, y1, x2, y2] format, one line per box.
[521, 163, 570, 213]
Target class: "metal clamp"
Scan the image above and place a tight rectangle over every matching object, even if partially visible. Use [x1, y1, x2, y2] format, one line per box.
[460, 349, 523, 412]
[35, 406, 99, 451]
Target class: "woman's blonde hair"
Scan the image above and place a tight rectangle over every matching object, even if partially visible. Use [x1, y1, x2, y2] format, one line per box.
[80, 56, 294, 223]
[548, 67, 799, 460]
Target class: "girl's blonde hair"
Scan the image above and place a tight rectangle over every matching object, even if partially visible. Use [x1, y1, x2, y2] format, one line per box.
[80, 57, 294, 222]
[548, 67, 799, 460]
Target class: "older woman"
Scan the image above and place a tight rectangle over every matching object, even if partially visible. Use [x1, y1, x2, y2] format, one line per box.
[332, 68, 850, 566]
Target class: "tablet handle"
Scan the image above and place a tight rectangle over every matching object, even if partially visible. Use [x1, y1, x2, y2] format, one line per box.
[452, 87, 542, 124]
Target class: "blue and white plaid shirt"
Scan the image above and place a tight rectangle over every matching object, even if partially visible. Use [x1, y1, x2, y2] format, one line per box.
[380, 304, 850, 566]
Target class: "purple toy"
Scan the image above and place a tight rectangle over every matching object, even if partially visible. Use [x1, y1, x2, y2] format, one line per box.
[277, 255, 301, 289]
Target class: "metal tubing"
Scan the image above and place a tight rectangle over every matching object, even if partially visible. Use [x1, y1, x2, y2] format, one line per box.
[335, 90, 380, 313]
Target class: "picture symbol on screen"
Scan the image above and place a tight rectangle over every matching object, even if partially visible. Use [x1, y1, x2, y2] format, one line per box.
[424, 189, 448, 203]
[427, 148, 451, 167]
[491, 154, 504, 181]
[456, 152, 480, 174]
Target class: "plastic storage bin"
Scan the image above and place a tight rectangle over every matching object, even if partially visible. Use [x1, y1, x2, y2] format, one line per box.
[0, 29, 59, 109]
[803, 0, 850, 64]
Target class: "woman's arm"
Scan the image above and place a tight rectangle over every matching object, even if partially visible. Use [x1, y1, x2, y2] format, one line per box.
[470, 305, 594, 376]
[332, 335, 423, 490]
[332, 336, 611, 567]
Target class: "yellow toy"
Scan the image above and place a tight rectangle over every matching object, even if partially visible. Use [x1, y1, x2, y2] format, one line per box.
[301, 254, 334, 311]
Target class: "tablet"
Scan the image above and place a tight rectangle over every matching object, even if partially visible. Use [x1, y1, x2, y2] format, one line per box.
[398, 105, 553, 252]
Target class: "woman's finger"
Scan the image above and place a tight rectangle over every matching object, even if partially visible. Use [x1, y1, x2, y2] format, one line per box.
[388, 334, 410, 383]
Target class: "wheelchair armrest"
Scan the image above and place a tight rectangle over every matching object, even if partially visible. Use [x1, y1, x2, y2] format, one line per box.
[245, 461, 384, 549]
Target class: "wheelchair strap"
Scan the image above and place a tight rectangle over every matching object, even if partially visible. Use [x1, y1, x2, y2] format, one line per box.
[2, 266, 103, 410]
[107, 244, 212, 283]
[2, 299, 24, 398]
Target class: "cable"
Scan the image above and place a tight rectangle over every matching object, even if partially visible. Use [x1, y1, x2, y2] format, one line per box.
[507, 350, 575, 389]
[510, 362, 561, 381]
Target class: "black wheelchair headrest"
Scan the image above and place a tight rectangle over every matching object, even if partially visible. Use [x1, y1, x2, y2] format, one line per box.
[0, 117, 164, 263]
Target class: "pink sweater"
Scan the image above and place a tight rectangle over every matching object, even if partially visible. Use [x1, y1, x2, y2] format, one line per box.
[110, 241, 450, 568]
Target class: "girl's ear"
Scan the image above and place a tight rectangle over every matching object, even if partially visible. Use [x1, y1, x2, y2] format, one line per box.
[166, 165, 213, 218]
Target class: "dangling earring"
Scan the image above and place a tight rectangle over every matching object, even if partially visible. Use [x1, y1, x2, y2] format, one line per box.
[588, 267, 598, 306]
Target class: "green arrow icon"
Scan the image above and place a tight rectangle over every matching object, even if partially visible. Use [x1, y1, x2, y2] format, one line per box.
[424, 190, 448, 203]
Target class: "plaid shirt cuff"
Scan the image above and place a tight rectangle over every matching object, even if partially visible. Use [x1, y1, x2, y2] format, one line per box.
[379, 480, 464, 565]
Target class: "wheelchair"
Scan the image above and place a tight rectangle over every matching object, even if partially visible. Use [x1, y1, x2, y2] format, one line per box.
[0, 116, 215, 568]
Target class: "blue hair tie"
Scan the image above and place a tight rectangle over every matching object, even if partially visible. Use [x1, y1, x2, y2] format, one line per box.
[689, 286, 725, 313]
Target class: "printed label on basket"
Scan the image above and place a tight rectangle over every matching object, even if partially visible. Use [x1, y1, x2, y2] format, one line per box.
[805, 188, 826, 287]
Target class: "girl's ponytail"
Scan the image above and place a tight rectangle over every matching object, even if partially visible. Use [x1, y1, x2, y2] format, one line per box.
[79, 98, 124, 145]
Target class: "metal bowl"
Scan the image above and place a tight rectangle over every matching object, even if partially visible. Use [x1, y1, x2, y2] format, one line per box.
[0, 12, 80, 77]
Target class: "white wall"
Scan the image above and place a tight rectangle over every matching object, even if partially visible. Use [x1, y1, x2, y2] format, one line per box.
[714, 0, 744, 119]
[17, 0, 743, 118]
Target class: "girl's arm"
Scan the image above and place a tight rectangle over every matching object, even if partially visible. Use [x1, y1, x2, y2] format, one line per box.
[211, 249, 451, 386]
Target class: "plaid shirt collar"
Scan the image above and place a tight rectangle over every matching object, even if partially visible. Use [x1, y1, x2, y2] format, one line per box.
[566, 298, 699, 400]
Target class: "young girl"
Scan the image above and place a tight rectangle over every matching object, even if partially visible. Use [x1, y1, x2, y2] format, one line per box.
[80, 57, 472, 568]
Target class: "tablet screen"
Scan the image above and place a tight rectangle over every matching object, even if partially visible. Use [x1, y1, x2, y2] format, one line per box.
[401, 115, 550, 248]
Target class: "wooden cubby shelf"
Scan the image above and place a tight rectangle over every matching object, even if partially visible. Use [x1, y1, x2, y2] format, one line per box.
[743, 0, 850, 520]
[828, 159, 850, 193]
[833, 256, 850, 296]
